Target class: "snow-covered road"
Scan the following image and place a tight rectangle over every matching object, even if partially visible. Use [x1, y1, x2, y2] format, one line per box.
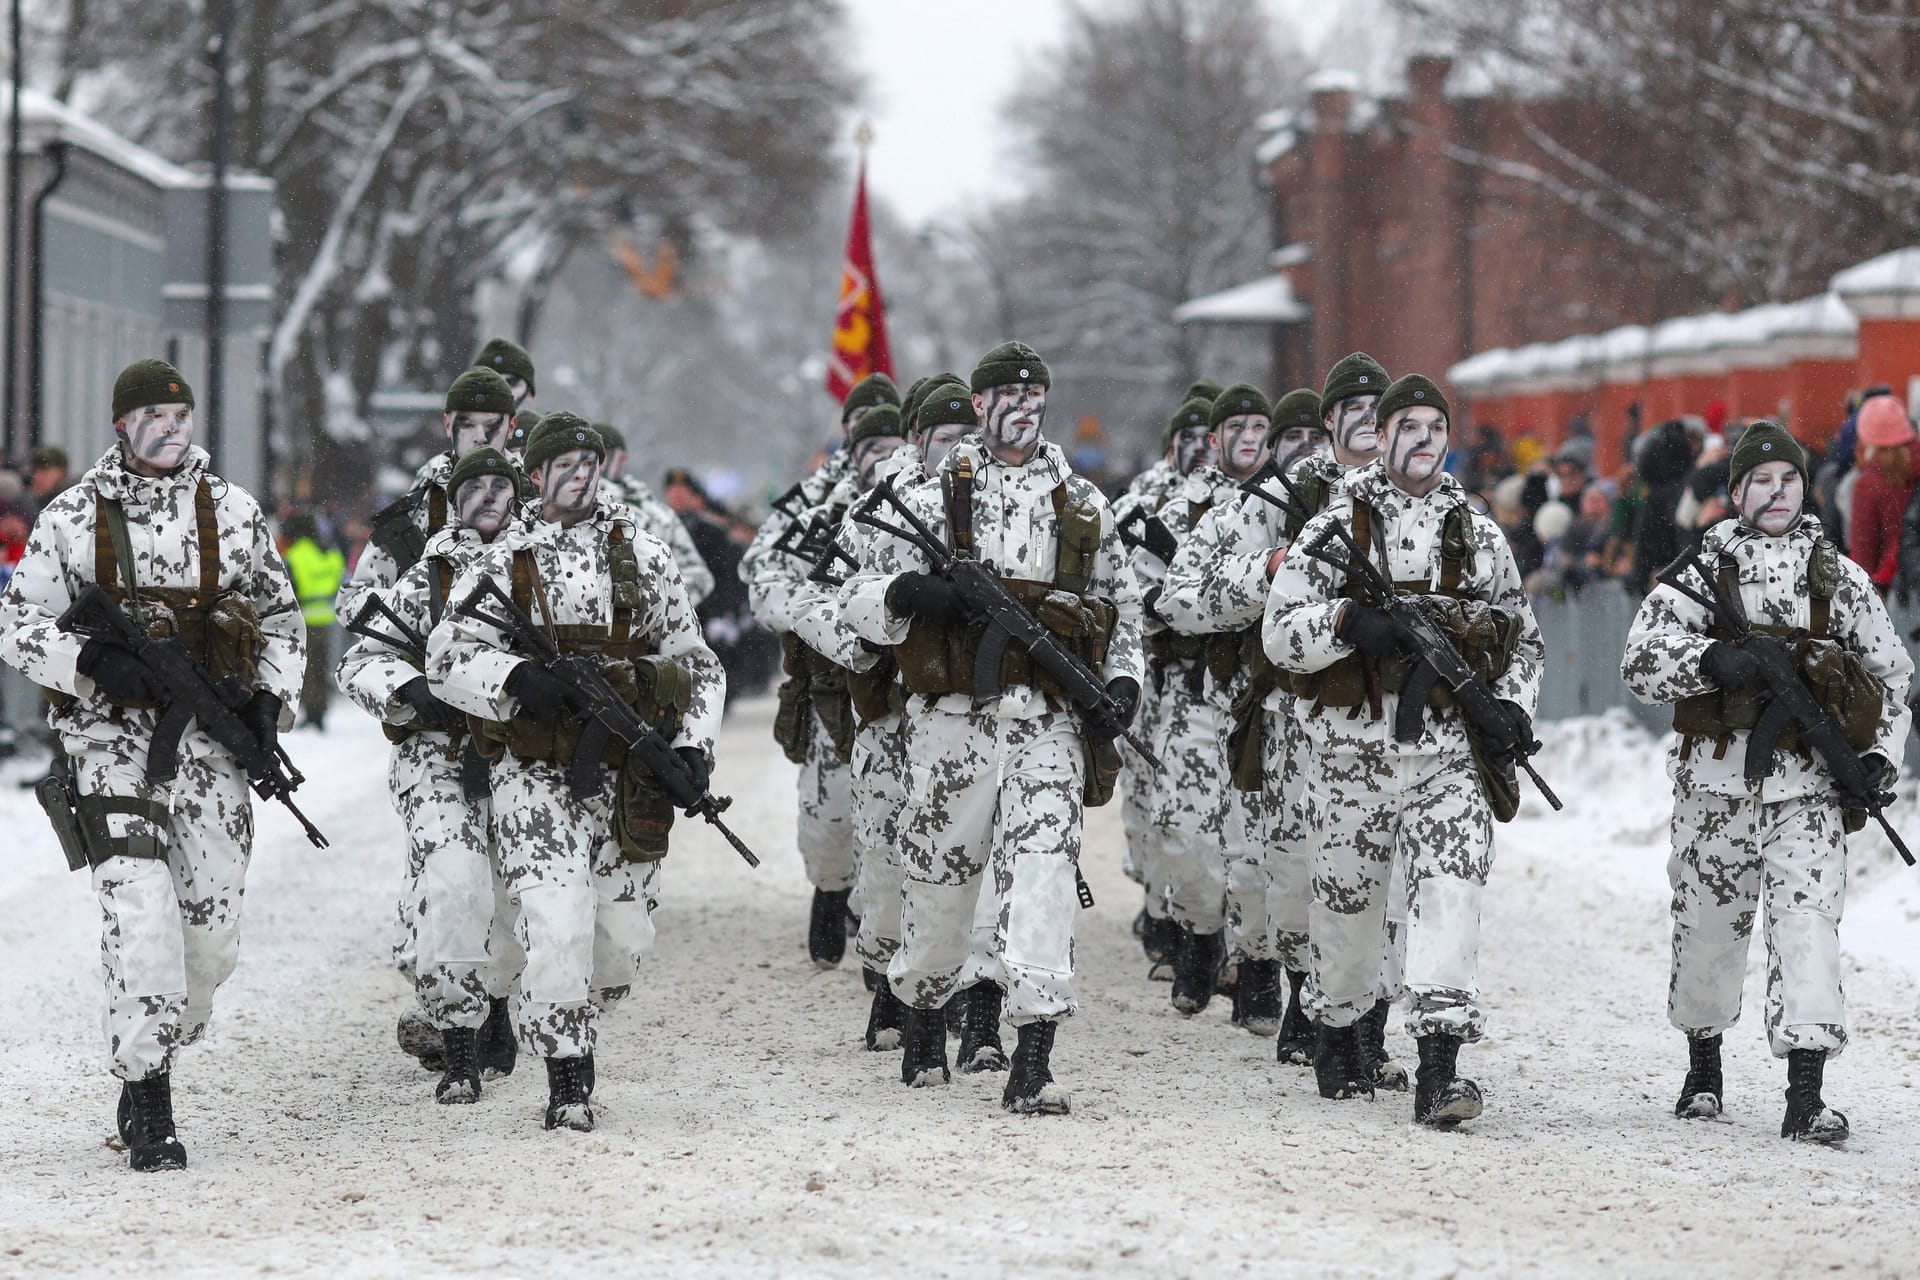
[4, 701, 1919, 1279]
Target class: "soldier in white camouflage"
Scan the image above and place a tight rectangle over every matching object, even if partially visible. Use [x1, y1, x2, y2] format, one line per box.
[1135, 384, 1273, 1020]
[740, 372, 898, 967]
[593, 421, 716, 607]
[428, 413, 723, 1132]
[1265, 373, 1543, 1128]
[0, 358, 305, 1170]
[1621, 420, 1912, 1144]
[337, 446, 526, 1105]
[1110, 391, 1217, 976]
[840, 342, 1145, 1113]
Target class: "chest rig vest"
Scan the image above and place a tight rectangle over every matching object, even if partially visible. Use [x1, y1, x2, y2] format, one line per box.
[368, 481, 449, 576]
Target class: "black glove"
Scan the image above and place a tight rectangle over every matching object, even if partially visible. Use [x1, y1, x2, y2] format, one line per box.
[1086, 677, 1140, 742]
[1700, 641, 1760, 691]
[397, 676, 464, 733]
[671, 746, 711, 808]
[1836, 752, 1892, 811]
[76, 636, 164, 706]
[886, 571, 965, 624]
[241, 691, 282, 755]
[505, 662, 576, 722]
[1476, 699, 1534, 765]
[1335, 602, 1397, 659]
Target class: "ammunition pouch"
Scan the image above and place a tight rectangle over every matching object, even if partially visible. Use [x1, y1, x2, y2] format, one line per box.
[772, 632, 854, 764]
[893, 579, 1117, 703]
[1083, 730, 1122, 808]
[847, 649, 903, 726]
[1293, 593, 1519, 717]
[1227, 649, 1283, 794]
[472, 635, 672, 769]
[1675, 627, 1885, 759]
[1464, 721, 1522, 823]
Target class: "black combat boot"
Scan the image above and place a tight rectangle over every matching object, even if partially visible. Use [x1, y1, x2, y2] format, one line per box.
[1275, 969, 1314, 1065]
[1781, 1049, 1849, 1143]
[861, 965, 883, 993]
[864, 973, 904, 1052]
[123, 1073, 187, 1171]
[945, 995, 968, 1039]
[1002, 1020, 1070, 1114]
[1142, 913, 1179, 971]
[543, 1056, 593, 1131]
[397, 1008, 445, 1072]
[1674, 1033, 1723, 1119]
[1130, 907, 1148, 941]
[1356, 999, 1409, 1091]
[478, 996, 517, 1079]
[1313, 1022, 1372, 1101]
[807, 888, 852, 969]
[899, 1006, 950, 1088]
[1171, 927, 1227, 1015]
[956, 982, 1009, 1073]
[435, 1028, 482, 1104]
[1233, 958, 1283, 1037]
[1413, 1033, 1483, 1129]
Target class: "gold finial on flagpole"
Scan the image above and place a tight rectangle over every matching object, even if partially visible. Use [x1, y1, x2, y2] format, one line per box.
[854, 119, 875, 156]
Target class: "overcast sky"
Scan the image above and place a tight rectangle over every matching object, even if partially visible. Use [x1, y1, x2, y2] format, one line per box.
[842, 0, 1356, 225]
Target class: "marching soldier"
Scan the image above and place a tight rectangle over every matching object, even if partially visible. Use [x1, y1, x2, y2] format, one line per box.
[0, 359, 306, 1169]
[429, 413, 723, 1131]
[741, 372, 900, 967]
[337, 446, 526, 1104]
[1621, 421, 1911, 1143]
[1265, 373, 1542, 1127]
[840, 342, 1144, 1112]
[474, 336, 538, 414]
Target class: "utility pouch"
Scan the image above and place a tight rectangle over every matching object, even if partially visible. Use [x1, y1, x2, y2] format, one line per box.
[1226, 676, 1270, 793]
[1799, 637, 1884, 752]
[36, 754, 89, 872]
[1464, 722, 1522, 823]
[1082, 729, 1122, 808]
[610, 662, 690, 863]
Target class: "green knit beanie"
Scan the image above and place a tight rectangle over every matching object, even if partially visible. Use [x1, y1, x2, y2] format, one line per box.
[112, 358, 194, 421]
[1728, 419, 1808, 492]
[593, 422, 626, 452]
[523, 410, 605, 473]
[1209, 383, 1272, 429]
[445, 367, 516, 417]
[848, 402, 905, 448]
[1319, 351, 1389, 418]
[1162, 397, 1215, 452]
[448, 446, 519, 498]
[507, 411, 539, 455]
[472, 337, 536, 396]
[1376, 373, 1451, 427]
[1183, 379, 1224, 404]
[971, 341, 1051, 393]
[841, 372, 901, 423]
[918, 383, 978, 432]
[1267, 388, 1323, 440]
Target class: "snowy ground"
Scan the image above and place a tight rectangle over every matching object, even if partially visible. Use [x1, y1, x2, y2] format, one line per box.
[4, 701, 1920, 1279]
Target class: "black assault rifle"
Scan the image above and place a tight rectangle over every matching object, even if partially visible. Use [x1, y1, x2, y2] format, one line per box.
[1658, 549, 1913, 866]
[1114, 506, 1177, 565]
[345, 596, 492, 801]
[850, 475, 1162, 770]
[57, 584, 331, 847]
[454, 577, 761, 867]
[1257, 467, 1562, 811]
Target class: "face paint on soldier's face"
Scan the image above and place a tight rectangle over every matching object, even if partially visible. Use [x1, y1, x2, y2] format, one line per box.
[607, 447, 628, 478]
[1329, 394, 1382, 465]
[500, 373, 530, 409]
[1215, 414, 1270, 482]
[455, 474, 517, 539]
[537, 448, 602, 525]
[1173, 425, 1214, 476]
[852, 436, 906, 490]
[921, 423, 969, 472]
[1383, 406, 1449, 496]
[117, 403, 194, 476]
[974, 383, 1047, 464]
[1271, 425, 1331, 475]
[1734, 460, 1804, 535]
[446, 410, 513, 458]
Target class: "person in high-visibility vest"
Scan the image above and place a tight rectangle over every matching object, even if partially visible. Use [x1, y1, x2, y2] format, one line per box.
[283, 513, 346, 730]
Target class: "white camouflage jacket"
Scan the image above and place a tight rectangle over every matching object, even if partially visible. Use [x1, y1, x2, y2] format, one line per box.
[1263, 461, 1543, 757]
[337, 452, 456, 635]
[426, 500, 724, 759]
[337, 524, 492, 728]
[0, 445, 305, 759]
[615, 473, 715, 606]
[838, 438, 1145, 720]
[1134, 463, 1241, 638]
[1621, 518, 1913, 800]
[739, 449, 854, 633]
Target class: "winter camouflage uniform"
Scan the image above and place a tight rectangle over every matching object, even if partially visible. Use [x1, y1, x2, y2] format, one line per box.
[337, 525, 522, 1032]
[1621, 520, 1911, 1056]
[0, 445, 304, 1079]
[1108, 464, 1179, 899]
[840, 438, 1144, 1021]
[337, 451, 455, 641]
[1264, 461, 1542, 1040]
[428, 501, 722, 1058]
[614, 472, 715, 606]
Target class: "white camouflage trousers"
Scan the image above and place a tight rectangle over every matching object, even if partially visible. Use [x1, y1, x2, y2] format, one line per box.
[851, 713, 910, 972]
[797, 716, 856, 893]
[391, 736, 522, 1030]
[1119, 683, 1166, 893]
[891, 704, 1084, 1022]
[491, 759, 657, 1059]
[1667, 789, 1847, 1057]
[1149, 668, 1231, 935]
[1301, 743, 1487, 1038]
[1244, 705, 1310, 971]
[76, 749, 251, 1081]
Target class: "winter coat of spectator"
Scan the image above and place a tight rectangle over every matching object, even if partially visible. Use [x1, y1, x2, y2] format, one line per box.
[1848, 396, 1917, 596]
[1629, 419, 1695, 595]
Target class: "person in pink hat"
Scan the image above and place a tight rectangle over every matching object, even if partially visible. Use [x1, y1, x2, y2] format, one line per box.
[1847, 394, 1916, 596]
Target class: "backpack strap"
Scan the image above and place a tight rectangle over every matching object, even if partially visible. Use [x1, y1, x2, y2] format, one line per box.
[95, 492, 137, 601]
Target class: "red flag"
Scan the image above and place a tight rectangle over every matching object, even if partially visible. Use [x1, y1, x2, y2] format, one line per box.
[826, 159, 893, 402]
